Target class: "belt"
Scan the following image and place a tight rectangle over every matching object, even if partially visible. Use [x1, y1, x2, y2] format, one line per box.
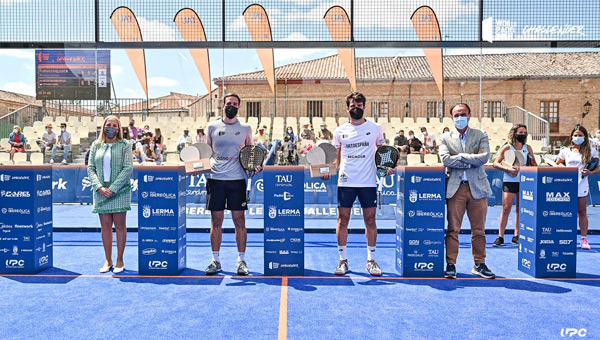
[460, 180, 469, 185]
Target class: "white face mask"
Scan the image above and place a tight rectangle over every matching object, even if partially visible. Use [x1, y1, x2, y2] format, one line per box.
[61, 128, 65, 132]
[13, 129, 18, 134]
[409, 134, 414, 139]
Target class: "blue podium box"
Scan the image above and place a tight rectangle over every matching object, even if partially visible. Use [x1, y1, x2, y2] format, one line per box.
[0, 166, 53, 274]
[264, 166, 304, 276]
[138, 166, 187, 275]
[518, 167, 578, 278]
[395, 167, 446, 277]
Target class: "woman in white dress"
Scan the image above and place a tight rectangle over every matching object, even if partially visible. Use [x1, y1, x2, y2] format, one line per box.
[556, 125, 600, 250]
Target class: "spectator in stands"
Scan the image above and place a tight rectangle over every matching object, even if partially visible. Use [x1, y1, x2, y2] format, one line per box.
[144, 140, 162, 165]
[443, 127, 450, 134]
[39, 123, 57, 156]
[591, 129, 600, 153]
[420, 127, 437, 154]
[50, 122, 71, 164]
[299, 123, 314, 151]
[154, 128, 164, 152]
[122, 126, 130, 141]
[317, 122, 333, 141]
[177, 127, 193, 152]
[283, 127, 298, 165]
[285, 126, 298, 144]
[133, 142, 144, 163]
[254, 125, 269, 147]
[88, 114, 133, 274]
[407, 130, 422, 154]
[8, 125, 26, 162]
[556, 125, 600, 250]
[394, 129, 409, 152]
[128, 119, 141, 140]
[195, 128, 207, 144]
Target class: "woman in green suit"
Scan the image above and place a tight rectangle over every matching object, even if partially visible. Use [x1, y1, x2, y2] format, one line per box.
[88, 115, 133, 274]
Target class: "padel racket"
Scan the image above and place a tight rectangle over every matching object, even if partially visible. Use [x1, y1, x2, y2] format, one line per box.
[239, 145, 266, 203]
[180, 146, 200, 162]
[375, 145, 400, 209]
[503, 149, 516, 167]
[306, 147, 326, 165]
[514, 150, 525, 167]
[194, 142, 213, 159]
[318, 142, 337, 164]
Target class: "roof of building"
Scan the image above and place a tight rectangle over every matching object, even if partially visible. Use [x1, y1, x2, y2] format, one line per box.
[114, 92, 200, 113]
[216, 52, 600, 82]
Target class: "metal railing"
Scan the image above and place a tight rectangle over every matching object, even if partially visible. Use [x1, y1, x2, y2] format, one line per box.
[0, 104, 44, 139]
[505, 106, 550, 147]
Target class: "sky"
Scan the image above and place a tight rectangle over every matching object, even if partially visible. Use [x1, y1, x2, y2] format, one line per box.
[0, 0, 597, 99]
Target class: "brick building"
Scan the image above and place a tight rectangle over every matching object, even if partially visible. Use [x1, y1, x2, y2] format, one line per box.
[213, 52, 600, 139]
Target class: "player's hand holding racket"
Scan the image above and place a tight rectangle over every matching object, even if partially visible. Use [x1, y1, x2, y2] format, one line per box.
[239, 145, 266, 202]
[375, 145, 400, 209]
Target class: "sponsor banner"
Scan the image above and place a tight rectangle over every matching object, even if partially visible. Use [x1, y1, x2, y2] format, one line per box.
[518, 168, 577, 278]
[137, 167, 186, 275]
[264, 166, 304, 276]
[396, 168, 445, 277]
[0, 167, 53, 273]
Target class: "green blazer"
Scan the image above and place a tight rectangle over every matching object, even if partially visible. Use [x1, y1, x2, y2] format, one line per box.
[87, 139, 134, 214]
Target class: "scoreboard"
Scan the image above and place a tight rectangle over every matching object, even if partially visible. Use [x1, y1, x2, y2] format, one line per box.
[35, 50, 111, 100]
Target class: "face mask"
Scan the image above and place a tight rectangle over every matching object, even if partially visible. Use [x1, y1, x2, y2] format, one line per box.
[104, 127, 118, 139]
[13, 129, 17, 134]
[596, 133, 600, 139]
[409, 134, 414, 139]
[349, 107, 364, 120]
[184, 131, 189, 136]
[61, 128, 65, 132]
[454, 116, 468, 130]
[259, 131, 264, 135]
[287, 129, 292, 134]
[422, 131, 427, 135]
[225, 105, 238, 119]
[515, 134, 527, 144]
[321, 127, 325, 131]
[573, 136, 585, 145]
[129, 122, 134, 126]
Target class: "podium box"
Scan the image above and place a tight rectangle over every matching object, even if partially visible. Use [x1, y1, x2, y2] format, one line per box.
[518, 167, 578, 278]
[0, 166, 53, 274]
[138, 166, 187, 275]
[396, 167, 446, 277]
[263, 166, 304, 276]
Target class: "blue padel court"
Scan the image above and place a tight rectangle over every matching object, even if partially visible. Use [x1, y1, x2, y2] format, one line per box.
[2, 231, 599, 340]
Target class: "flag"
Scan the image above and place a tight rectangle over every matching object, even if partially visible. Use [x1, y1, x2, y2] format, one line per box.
[110, 6, 148, 97]
[243, 5, 276, 95]
[324, 6, 356, 92]
[174, 8, 212, 94]
[411, 6, 444, 98]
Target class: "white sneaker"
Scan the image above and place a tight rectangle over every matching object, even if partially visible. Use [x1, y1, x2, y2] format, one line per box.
[49, 159, 54, 164]
[61, 159, 67, 165]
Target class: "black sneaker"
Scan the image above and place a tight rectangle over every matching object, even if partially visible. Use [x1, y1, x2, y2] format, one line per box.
[492, 236, 504, 247]
[334, 259, 349, 275]
[511, 235, 519, 244]
[444, 263, 457, 279]
[472, 263, 496, 279]
[205, 260, 222, 275]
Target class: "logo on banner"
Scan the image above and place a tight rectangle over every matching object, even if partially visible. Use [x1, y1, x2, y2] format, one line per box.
[268, 262, 279, 270]
[275, 175, 292, 184]
[522, 190, 534, 201]
[5, 259, 25, 269]
[274, 192, 294, 201]
[521, 258, 531, 269]
[143, 175, 154, 182]
[52, 178, 68, 190]
[0, 174, 9, 182]
[268, 206, 277, 219]
[39, 255, 49, 266]
[542, 211, 572, 218]
[141, 192, 149, 199]
[12, 245, 18, 255]
[546, 192, 570, 202]
[409, 190, 417, 203]
[36, 174, 50, 181]
[560, 328, 587, 338]
[82, 177, 92, 191]
[547, 263, 567, 272]
[149, 260, 168, 269]
[304, 182, 326, 193]
[407, 210, 443, 218]
[36, 189, 51, 197]
[1, 190, 31, 198]
[520, 207, 534, 216]
[414, 262, 434, 271]
[255, 179, 264, 192]
[142, 206, 151, 218]
[540, 249, 546, 259]
[408, 210, 415, 218]
[142, 248, 157, 255]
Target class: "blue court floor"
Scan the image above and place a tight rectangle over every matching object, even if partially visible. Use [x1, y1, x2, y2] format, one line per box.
[1, 233, 599, 340]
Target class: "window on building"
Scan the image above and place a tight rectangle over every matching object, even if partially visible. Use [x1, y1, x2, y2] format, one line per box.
[371, 101, 389, 119]
[246, 102, 261, 118]
[540, 100, 559, 133]
[483, 101, 503, 119]
[306, 100, 323, 118]
[426, 101, 438, 118]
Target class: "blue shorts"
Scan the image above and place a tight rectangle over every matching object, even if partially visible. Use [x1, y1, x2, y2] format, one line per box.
[338, 187, 377, 208]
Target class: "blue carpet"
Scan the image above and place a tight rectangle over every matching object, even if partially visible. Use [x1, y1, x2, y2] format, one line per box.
[1, 233, 599, 339]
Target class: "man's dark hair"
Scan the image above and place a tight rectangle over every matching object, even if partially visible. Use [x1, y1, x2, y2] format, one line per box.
[449, 103, 471, 116]
[399, 129, 404, 133]
[345, 92, 366, 108]
[224, 93, 241, 105]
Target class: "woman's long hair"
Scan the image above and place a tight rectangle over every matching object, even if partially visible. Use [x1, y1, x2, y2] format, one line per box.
[99, 115, 123, 142]
[570, 124, 591, 165]
[507, 124, 527, 145]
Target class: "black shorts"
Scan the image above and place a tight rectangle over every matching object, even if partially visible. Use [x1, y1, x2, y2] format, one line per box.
[338, 187, 377, 208]
[206, 179, 248, 211]
[502, 182, 519, 194]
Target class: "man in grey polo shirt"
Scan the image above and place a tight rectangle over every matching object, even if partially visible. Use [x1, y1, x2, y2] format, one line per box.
[50, 122, 71, 164]
[204, 93, 257, 276]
